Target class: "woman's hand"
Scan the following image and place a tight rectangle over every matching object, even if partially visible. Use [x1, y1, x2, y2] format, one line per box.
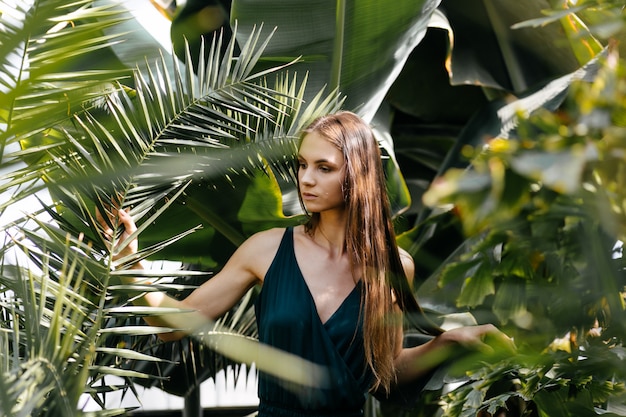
[96, 205, 138, 262]
[394, 324, 516, 384]
[440, 324, 516, 355]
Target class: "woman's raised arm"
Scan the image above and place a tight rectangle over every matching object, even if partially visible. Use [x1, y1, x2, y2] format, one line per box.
[99, 207, 280, 341]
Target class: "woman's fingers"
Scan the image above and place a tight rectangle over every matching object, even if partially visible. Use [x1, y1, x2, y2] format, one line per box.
[446, 324, 516, 355]
[117, 207, 137, 234]
[114, 208, 139, 258]
[95, 204, 139, 259]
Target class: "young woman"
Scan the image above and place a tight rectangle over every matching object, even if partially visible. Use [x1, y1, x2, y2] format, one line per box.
[101, 111, 510, 417]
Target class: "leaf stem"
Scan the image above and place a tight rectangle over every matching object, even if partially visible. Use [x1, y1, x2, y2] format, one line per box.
[330, 0, 346, 92]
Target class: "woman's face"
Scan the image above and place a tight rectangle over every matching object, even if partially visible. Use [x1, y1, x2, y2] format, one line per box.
[297, 131, 346, 214]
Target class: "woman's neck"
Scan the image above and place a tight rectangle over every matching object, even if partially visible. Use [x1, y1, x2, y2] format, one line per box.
[311, 212, 347, 257]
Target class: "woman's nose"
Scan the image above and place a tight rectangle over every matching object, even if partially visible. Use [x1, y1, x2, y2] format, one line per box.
[299, 167, 314, 185]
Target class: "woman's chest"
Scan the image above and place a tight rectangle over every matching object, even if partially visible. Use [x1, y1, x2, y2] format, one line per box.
[295, 252, 357, 325]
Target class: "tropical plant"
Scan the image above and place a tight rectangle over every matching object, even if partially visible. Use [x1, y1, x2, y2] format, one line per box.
[418, 2, 626, 415]
[0, 1, 142, 415]
[0, 0, 340, 415]
[3, 1, 625, 417]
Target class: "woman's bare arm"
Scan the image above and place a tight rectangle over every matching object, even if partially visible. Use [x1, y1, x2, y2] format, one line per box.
[393, 323, 509, 384]
[392, 249, 515, 384]
[101, 207, 281, 341]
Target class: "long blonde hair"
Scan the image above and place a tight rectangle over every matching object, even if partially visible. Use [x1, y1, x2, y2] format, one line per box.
[299, 111, 441, 393]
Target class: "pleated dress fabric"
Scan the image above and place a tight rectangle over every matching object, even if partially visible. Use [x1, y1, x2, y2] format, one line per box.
[255, 228, 372, 417]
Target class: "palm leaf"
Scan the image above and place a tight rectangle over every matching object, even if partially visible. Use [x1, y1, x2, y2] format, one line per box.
[0, 221, 131, 416]
[0, 0, 131, 167]
[9, 8, 347, 401]
[38, 21, 341, 264]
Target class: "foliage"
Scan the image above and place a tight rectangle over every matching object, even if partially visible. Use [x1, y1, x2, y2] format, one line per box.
[422, 38, 626, 417]
[0, 0, 340, 414]
[0, 1, 146, 415]
[4, 0, 626, 416]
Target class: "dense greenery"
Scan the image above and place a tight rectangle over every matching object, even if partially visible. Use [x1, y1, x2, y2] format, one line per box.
[2, 0, 626, 416]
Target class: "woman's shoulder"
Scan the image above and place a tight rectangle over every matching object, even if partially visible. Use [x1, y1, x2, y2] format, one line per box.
[239, 227, 284, 252]
[236, 226, 295, 266]
[246, 226, 292, 244]
[248, 224, 306, 242]
[235, 226, 301, 280]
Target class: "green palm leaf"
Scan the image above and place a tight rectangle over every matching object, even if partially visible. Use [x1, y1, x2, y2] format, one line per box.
[1, 0, 345, 411]
[7, 4, 348, 404]
[0, 0, 130, 166]
[0, 221, 129, 416]
[40, 21, 341, 264]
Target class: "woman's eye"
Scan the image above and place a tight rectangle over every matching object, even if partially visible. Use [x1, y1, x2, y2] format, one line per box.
[319, 166, 330, 172]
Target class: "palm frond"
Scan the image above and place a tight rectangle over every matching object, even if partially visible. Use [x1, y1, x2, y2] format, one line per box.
[2, 1, 348, 410]
[0, 221, 131, 416]
[0, 0, 130, 158]
[37, 21, 341, 253]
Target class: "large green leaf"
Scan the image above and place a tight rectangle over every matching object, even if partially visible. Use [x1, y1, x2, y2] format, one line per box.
[231, 0, 443, 122]
[385, 0, 604, 228]
[440, 0, 596, 93]
[167, 0, 440, 225]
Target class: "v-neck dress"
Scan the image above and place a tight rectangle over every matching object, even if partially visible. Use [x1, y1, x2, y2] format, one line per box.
[255, 227, 373, 417]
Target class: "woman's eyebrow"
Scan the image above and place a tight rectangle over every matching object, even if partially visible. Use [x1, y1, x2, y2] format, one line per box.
[298, 155, 335, 164]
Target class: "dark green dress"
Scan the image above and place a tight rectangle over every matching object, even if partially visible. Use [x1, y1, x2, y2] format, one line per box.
[255, 228, 372, 417]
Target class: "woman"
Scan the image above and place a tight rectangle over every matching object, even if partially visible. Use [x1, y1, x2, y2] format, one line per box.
[101, 111, 510, 417]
